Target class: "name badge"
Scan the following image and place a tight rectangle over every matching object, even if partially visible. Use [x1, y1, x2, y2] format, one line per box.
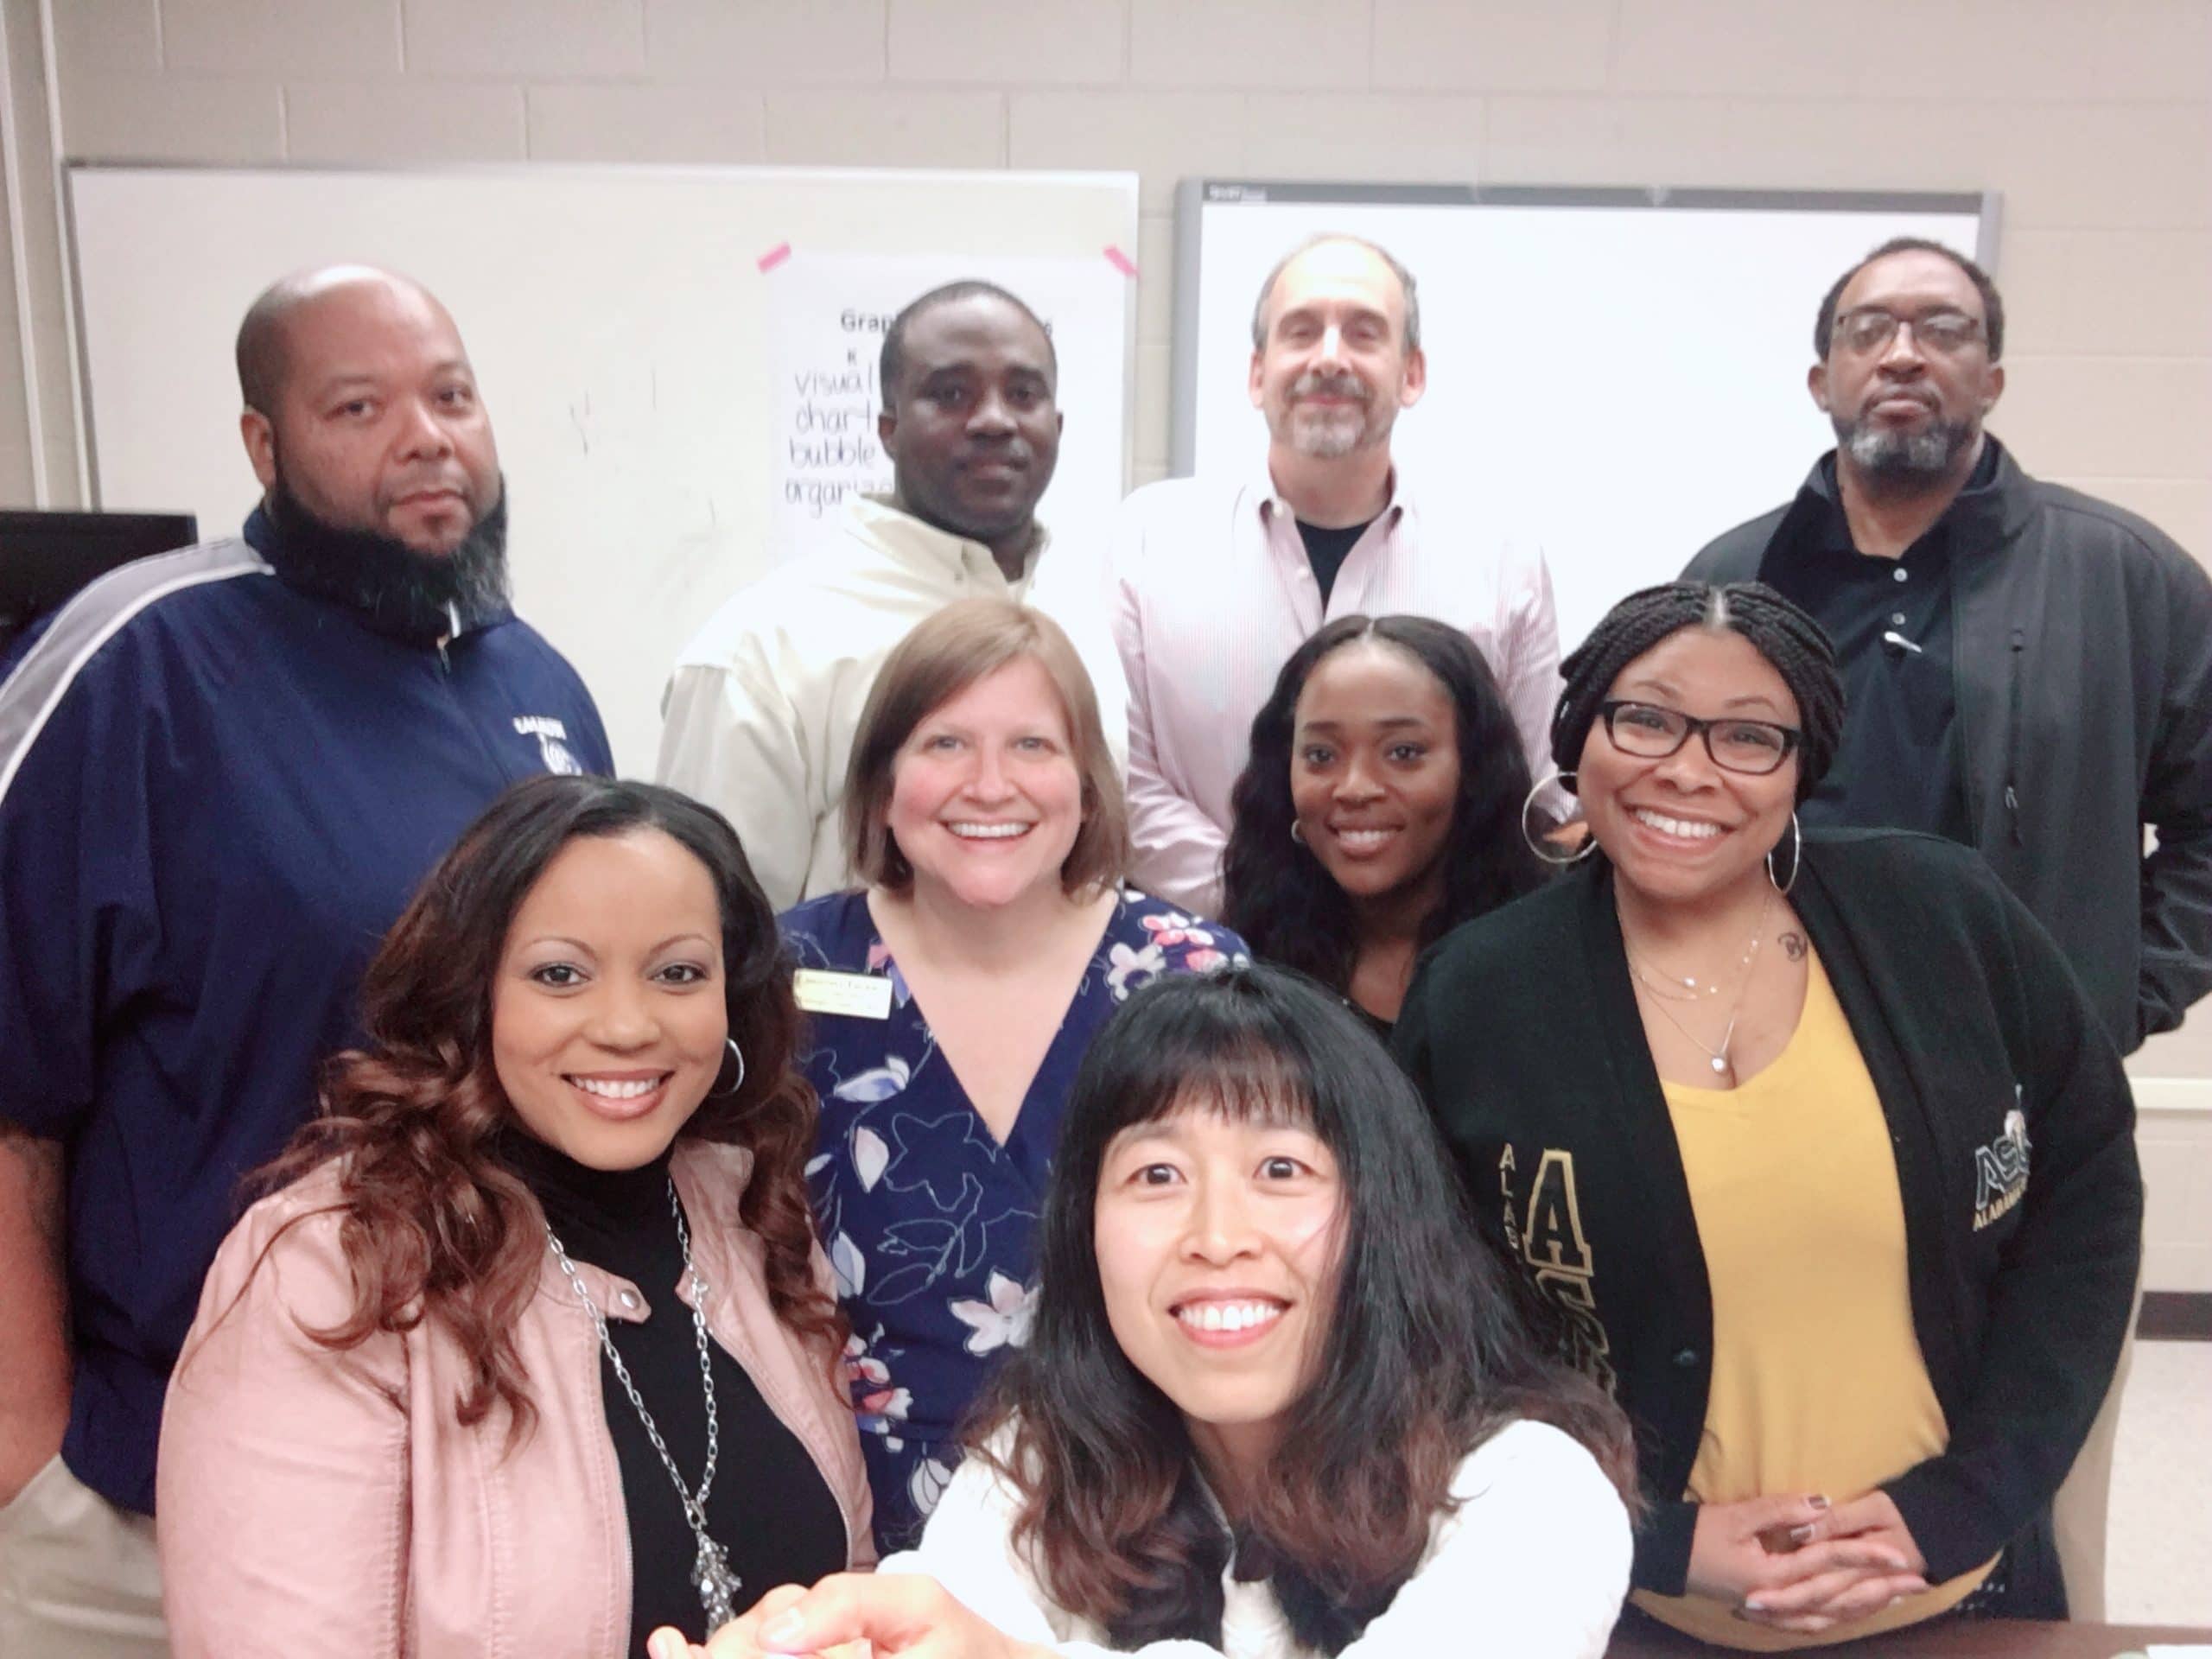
[792, 969, 894, 1020]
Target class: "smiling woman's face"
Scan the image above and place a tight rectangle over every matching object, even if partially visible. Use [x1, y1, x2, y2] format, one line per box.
[1288, 639, 1462, 913]
[489, 829, 728, 1169]
[1093, 1103, 1345, 1476]
[1575, 626, 1801, 912]
[884, 655, 1084, 912]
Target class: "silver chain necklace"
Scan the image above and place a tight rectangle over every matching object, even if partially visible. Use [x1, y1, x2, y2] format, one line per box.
[545, 1179, 743, 1635]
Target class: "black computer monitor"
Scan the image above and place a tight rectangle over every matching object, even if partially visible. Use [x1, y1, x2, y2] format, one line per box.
[0, 509, 200, 647]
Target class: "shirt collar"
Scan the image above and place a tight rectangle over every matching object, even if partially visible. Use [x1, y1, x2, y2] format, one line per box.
[849, 493, 1050, 588]
[1806, 441, 2001, 564]
[1253, 459, 1408, 534]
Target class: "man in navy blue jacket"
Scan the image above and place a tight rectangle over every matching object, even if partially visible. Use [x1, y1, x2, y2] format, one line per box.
[0, 266, 610, 1657]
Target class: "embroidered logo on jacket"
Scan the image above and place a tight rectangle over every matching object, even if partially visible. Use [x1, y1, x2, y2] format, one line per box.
[513, 715, 583, 776]
[1972, 1096, 2031, 1231]
[1501, 1145, 1617, 1394]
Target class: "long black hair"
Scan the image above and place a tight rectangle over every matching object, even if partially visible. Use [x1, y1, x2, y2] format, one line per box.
[1221, 615, 1544, 993]
[969, 965, 1636, 1654]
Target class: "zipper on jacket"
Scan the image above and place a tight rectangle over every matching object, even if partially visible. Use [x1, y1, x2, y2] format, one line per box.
[2003, 627, 2025, 845]
[430, 627, 543, 785]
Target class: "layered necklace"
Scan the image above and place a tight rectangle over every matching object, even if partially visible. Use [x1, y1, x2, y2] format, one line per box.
[1622, 882, 1774, 1082]
[544, 1179, 743, 1634]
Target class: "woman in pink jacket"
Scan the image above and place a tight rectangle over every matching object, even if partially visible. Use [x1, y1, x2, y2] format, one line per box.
[157, 775, 872, 1658]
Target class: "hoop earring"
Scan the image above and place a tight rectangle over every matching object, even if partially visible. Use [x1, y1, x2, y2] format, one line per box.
[707, 1036, 747, 1100]
[1768, 810, 1802, 897]
[1290, 818, 1306, 846]
[1522, 772, 1595, 867]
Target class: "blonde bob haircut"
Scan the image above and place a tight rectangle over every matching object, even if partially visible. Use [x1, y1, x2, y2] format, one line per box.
[843, 598, 1131, 897]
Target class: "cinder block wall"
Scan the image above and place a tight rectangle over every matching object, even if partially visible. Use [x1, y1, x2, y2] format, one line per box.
[3, 0, 2209, 1135]
[9, 0, 2207, 524]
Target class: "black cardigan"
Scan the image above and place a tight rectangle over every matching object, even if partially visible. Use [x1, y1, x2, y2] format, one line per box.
[1395, 829, 2141, 1609]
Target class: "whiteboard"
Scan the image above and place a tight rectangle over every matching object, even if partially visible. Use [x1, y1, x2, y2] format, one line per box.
[1173, 183, 1993, 654]
[67, 164, 1140, 772]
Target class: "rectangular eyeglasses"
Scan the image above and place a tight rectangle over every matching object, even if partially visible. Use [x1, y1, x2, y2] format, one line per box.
[1598, 700, 1802, 776]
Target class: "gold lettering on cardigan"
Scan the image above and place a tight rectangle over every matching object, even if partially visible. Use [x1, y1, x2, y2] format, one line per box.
[1511, 1147, 1616, 1394]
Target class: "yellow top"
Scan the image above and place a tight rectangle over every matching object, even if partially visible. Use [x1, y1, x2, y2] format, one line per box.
[1630, 953, 1997, 1649]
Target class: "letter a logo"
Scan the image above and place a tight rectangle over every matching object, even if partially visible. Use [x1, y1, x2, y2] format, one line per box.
[1522, 1149, 1593, 1276]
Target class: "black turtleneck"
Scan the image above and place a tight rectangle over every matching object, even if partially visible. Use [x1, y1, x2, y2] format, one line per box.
[502, 1134, 848, 1654]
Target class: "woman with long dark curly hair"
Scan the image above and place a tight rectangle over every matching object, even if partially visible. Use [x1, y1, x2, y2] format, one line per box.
[1221, 615, 1543, 1033]
[671, 965, 1636, 1659]
[157, 775, 872, 1658]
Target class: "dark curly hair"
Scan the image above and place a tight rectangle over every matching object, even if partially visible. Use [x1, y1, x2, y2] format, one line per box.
[1222, 614, 1543, 994]
[249, 774, 840, 1440]
[1550, 581, 1844, 804]
[969, 965, 1637, 1656]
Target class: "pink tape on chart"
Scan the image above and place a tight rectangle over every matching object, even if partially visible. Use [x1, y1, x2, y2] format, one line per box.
[756, 243, 793, 273]
[1103, 245, 1139, 278]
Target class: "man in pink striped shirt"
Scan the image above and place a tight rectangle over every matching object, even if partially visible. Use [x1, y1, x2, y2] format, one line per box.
[1112, 234, 1563, 913]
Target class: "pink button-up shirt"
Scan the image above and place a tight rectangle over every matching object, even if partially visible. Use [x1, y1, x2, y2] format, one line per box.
[1112, 470, 1562, 914]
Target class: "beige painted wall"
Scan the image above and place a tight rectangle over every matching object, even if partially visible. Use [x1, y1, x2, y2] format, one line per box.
[2, 0, 2208, 1096]
[7, 3, 2209, 524]
[2, 0, 77, 503]
[0, 0, 39, 503]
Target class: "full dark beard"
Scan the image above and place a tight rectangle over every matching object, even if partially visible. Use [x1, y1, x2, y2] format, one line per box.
[260, 477, 512, 644]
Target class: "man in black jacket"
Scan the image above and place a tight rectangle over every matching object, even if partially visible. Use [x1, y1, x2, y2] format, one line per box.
[1684, 236, 2210, 1617]
[1686, 237, 2212, 1055]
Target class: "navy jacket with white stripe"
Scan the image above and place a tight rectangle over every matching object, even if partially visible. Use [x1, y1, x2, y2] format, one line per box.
[0, 528, 610, 1515]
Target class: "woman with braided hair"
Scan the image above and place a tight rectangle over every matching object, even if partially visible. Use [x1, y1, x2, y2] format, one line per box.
[1397, 581, 2141, 1645]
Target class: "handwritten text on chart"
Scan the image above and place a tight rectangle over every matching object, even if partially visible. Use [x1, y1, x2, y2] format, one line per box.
[784, 338, 883, 520]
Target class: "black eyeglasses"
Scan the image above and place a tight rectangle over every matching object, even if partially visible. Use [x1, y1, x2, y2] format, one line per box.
[1598, 701, 1802, 777]
[1832, 307, 1986, 358]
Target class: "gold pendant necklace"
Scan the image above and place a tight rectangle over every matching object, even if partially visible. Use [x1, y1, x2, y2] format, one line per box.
[1623, 885, 1774, 1081]
[1635, 988, 1739, 1077]
[1626, 884, 1773, 1000]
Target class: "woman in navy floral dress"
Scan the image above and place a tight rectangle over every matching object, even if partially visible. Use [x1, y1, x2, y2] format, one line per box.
[780, 601, 1244, 1550]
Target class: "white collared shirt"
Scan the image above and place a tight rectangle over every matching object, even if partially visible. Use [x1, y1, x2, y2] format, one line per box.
[657, 495, 1127, 911]
[1111, 468, 1562, 913]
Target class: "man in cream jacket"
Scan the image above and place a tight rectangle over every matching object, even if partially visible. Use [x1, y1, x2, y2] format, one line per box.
[659, 280, 1123, 910]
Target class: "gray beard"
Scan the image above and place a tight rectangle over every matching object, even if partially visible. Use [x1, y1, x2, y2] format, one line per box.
[1836, 412, 1977, 480]
[1284, 405, 1392, 460]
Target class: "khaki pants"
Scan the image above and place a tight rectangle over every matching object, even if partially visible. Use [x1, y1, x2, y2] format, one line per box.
[2050, 1304, 2139, 1621]
[0, 1453, 169, 1659]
